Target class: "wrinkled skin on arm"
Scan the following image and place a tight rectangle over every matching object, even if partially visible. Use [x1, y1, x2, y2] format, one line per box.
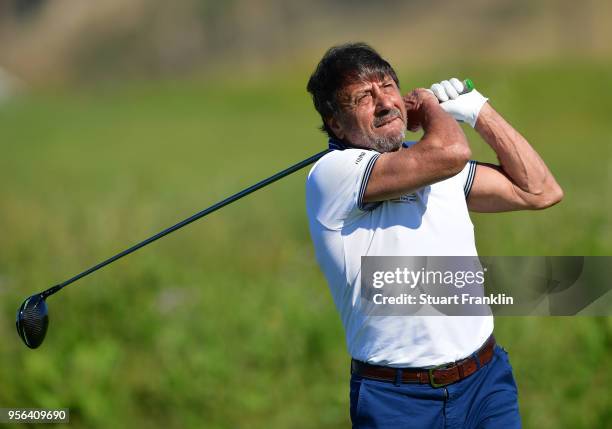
[467, 103, 563, 212]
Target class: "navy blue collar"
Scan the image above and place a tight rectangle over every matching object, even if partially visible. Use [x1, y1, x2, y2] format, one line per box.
[328, 138, 348, 151]
[328, 138, 412, 151]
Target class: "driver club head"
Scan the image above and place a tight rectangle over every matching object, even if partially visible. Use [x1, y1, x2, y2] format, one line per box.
[16, 294, 49, 349]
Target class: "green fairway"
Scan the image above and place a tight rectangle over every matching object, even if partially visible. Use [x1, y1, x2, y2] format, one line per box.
[1, 62, 611, 428]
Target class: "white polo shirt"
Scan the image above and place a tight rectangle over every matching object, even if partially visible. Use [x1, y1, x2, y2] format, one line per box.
[305, 140, 493, 368]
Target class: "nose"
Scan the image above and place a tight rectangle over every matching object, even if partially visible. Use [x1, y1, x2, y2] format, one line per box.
[372, 84, 394, 115]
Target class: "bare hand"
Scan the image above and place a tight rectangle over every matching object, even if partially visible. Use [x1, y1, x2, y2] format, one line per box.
[403, 88, 440, 132]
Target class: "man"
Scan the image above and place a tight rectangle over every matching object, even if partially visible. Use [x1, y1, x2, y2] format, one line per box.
[305, 43, 563, 428]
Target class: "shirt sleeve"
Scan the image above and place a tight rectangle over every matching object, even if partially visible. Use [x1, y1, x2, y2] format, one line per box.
[456, 160, 477, 198]
[306, 149, 380, 230]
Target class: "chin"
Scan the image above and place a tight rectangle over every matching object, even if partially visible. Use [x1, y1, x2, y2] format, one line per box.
[372, 131, 405, 153]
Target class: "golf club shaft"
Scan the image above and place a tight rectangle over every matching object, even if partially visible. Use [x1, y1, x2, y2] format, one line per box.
[41, 149, 332, 299]
[40, 78, 476, 299]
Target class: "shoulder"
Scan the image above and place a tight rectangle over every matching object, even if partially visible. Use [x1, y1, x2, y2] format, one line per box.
[309, 148, 376, 174]
[305, 148, 380, 228]
[307, 148, 378, 185]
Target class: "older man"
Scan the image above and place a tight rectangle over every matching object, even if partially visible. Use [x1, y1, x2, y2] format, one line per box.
[305, 43, 562, 428]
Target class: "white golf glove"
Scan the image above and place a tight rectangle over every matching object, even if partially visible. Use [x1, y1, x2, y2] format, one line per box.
[429, 78, 488, 128]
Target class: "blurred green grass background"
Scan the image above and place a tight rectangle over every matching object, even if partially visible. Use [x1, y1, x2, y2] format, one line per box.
[1, 62, 611, 428]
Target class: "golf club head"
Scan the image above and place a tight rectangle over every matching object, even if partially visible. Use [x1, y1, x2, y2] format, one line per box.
[16, 294, 49, 349]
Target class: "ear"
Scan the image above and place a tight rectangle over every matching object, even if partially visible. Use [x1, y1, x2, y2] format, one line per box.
[326, 116, 345, 140]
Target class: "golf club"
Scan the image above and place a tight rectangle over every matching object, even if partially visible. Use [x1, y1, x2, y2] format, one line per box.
[16, 149, 332, 348]
[16, 78, 475, 349]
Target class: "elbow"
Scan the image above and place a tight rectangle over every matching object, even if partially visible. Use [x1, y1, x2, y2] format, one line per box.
[446, 140, 472, 175]
[544, 183, 564, 207]
[531, 183, 564, 209]
[423, 134, 472, 177]
[553, 183, 564, 204]
[457, 142, 472, 166]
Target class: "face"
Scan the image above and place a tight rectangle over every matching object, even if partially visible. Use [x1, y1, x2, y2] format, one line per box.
[328, 75, 407, 152]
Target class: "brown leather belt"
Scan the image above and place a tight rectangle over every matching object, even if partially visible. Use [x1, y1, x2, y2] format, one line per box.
[351, 335, 496, 388]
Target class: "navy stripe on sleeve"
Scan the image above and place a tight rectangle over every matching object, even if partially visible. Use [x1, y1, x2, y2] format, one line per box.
[358, 153, 381, 211]
[464, 160, 477, 198]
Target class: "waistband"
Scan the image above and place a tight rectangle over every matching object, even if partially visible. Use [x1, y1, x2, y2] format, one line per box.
[351, 335, 496, 388]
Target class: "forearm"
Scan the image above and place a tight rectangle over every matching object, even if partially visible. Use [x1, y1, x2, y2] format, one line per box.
[475, 103, 553, 195]
[364, 95, 471, 202]
[407, 100, 472, 183]
[422, 99, 470, 152]
[411, 97, 472, 180]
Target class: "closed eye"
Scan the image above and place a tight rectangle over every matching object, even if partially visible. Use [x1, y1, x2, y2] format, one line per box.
[356, 92, 372, 104]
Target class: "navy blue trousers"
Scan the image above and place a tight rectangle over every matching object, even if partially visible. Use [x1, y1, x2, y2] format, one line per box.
[350, 345, 521, 428]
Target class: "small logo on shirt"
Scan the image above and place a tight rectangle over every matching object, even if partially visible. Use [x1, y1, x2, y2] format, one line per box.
[391, 193, 417, 203]
[355, 152, 366, 164]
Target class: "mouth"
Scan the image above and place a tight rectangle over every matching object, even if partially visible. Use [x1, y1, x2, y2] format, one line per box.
[374, 115, 401, 128]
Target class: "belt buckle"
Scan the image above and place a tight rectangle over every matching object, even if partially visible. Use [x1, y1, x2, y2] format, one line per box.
[428, 363, 452, 388]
